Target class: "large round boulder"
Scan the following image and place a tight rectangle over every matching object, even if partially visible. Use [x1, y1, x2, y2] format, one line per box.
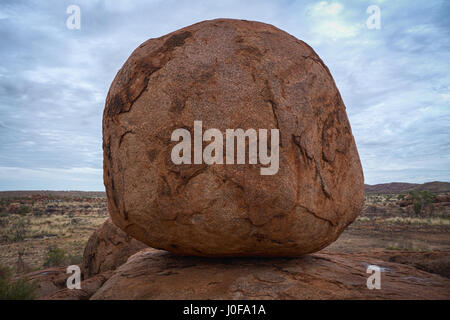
[102, 18, 364, 256]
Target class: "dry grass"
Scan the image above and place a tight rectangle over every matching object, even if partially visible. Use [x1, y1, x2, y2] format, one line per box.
[384, 216, 450, 226]
[356, 215, 450, 226]
[0, 213, 107, 272]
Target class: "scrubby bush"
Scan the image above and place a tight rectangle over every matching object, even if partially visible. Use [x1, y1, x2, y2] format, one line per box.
[42, 246, 81, 267]
[0, 216, 8, 228]
[413, 202, 422, 215]
[7, 204, 30, 215]
[70, 218, 81, 225]
[11, 218, 29, 242]
[32, 209, 44, 217]
[43, 246, 67, 267]
[68, 254, 82, 265]
[0, 266, 37, 300]
[409, 190, 436, 216]
[16, 205, 30, 215]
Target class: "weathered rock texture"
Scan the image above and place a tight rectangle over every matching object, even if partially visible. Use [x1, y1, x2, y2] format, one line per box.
[17, 267, 67, 298]
[374, 251, 450, 279]
[103, 18, 364, 256]
[82, 218, 147, 278]
[91, 249, 450, 300]
[41, 271, 113, 300]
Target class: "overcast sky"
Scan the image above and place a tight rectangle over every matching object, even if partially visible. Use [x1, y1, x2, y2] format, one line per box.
[0, 0, 449, 190]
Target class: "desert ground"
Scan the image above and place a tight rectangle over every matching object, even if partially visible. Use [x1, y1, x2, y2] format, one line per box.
[0, 191, 108, 272]
[0, 183, 449, 299]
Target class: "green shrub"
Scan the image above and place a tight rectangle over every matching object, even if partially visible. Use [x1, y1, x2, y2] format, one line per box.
[68, 254, 82, 265]
[43, 246, 67, 267]
[413, 202, 422, 215]
[32, 209, 44, 217]
[0, 266, 37, 300]
[0, 216, 8, 228]
[11, 218, 29, 242]
[16, 205, 30, 215]
[409, 190, 436, 215]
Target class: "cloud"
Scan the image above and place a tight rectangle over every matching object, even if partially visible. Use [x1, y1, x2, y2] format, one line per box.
[0, 166, 103, 190]
[0, 0, 449, 190]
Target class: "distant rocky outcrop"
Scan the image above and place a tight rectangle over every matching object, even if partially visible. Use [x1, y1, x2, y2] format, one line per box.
[0, 190, 106, 199]
[365, 181, 450, 194]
